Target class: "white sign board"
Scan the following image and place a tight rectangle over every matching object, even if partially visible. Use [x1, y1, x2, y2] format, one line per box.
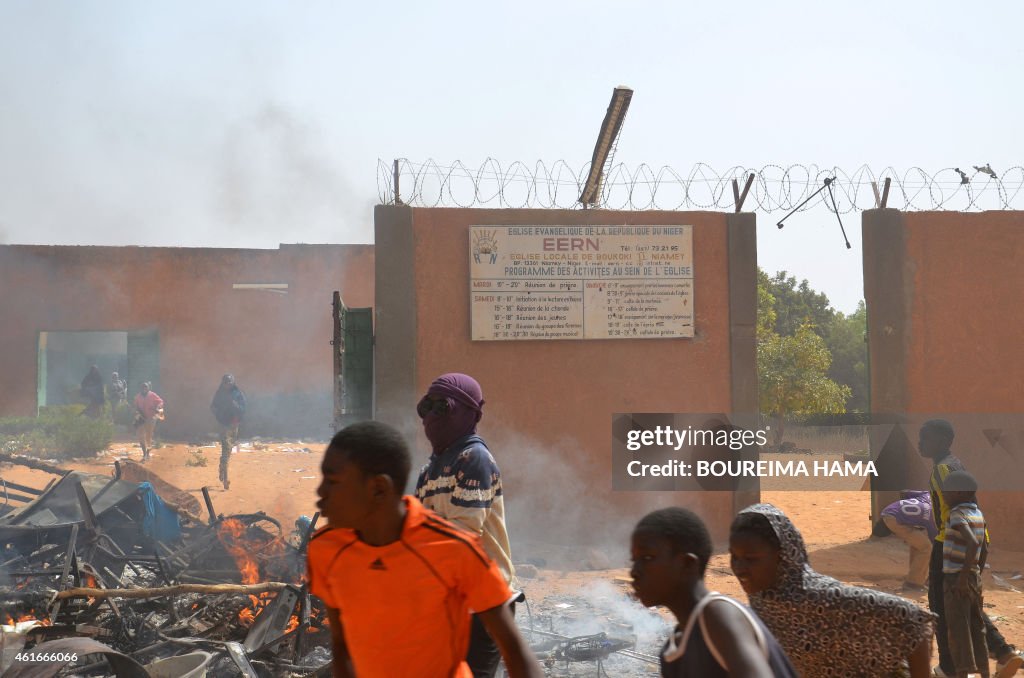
[470, 225, 694, 341]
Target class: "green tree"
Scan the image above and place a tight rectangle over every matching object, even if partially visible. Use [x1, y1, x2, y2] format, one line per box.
[758, 276, 777, 335]
[759, 269, 836, 338]
[825, 301, 868, 412]
[758, 274, 852, 445]
[757, 268, 868, 415]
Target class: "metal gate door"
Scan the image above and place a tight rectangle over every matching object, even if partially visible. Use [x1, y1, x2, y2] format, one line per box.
[126, 330, 160, 396]
[332, 292, 373, 431]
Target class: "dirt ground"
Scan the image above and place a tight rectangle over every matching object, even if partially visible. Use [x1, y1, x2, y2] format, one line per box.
[3, 439, 1023, 676]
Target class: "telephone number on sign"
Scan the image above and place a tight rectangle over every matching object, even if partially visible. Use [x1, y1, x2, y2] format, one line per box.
[13, 652, 78, 663]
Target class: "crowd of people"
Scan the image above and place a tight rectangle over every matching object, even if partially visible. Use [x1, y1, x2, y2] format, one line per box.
[79, 365, 166, 461]
[77, 365, 126, 418]
[306, 375, 1021, 678]
[78, 367, 245, 485]
[74, 365, 1021, 676]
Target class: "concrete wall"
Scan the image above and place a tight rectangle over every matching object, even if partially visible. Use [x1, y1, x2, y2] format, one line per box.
[375, 206, 758, 548]
[0, 244, 374, 439]
[863, 210, 1024, 550]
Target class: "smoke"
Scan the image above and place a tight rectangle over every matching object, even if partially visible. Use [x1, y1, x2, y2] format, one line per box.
[491, 428, 598, 563]
[570, 579, 670, 650]
[485, 425, 708, 570]
[0, 4, 377, 249]
[391, 407, 617, 560]
[213, 103, 373, 245]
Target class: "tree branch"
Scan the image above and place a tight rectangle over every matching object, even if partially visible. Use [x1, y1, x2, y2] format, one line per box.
[54, 582, 290, 601]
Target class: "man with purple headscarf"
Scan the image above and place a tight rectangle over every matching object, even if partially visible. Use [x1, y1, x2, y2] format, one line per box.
[415, 373, 516, 678]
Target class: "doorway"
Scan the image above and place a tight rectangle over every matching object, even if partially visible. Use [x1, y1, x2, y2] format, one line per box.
[37, 330, 160, 412]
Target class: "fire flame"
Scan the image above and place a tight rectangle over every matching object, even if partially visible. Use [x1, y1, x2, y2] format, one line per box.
[240, 560, 259, 585]
[217, 519, 262, 585]
[83, 574, 99, 605]
[2, 610, 53, 626]
[215, 517, 313, 632]
[216, 518, 277, 628]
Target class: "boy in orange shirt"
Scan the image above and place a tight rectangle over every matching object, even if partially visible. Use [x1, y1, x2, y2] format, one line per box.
[308, 421, 542, 678]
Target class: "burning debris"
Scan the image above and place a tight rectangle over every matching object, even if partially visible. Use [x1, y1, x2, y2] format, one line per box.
[0, 456, 330, 677]
[2, 453, 668, 677]
[515, 580, 665, 677]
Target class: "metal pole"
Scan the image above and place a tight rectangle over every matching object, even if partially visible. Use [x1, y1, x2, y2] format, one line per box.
[777, 177, 834, 229]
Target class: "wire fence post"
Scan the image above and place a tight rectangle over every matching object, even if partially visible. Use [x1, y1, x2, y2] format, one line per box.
[376, 160, 1020, 212]
[392, 159, 402, 205]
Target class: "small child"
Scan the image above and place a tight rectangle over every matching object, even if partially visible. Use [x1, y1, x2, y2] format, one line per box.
[630, 507, 796, 677]
[942, 471, 989, 678]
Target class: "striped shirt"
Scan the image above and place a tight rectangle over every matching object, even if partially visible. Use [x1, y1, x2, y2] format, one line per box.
[929, 454, 966, 542]
[416, 434, 515, 585]
[942, 502, 986, 574]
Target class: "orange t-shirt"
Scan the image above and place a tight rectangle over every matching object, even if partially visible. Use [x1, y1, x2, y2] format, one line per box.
[307, 496, 513, 678]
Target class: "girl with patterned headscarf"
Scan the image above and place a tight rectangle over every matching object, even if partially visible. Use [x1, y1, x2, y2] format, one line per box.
[729, 504, 934, 677]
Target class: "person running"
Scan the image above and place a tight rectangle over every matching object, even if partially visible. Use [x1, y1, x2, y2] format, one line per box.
[133, 382, 164, 462]
[729, 503, 934, 677]
[210, 374, 246, 490]
[631, 507, 797, 677]
[307, 421, 541, 678]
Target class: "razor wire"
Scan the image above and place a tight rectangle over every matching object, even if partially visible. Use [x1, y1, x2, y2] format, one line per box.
[378, 159, 1024, 213]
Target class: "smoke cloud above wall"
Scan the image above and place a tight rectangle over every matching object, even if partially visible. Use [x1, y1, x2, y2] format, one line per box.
[0, 4, 374, 249]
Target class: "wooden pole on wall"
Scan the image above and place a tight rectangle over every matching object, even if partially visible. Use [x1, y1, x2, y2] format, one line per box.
[733, 174, 755, 212]
[870, 178, 892, 208]
[393, 159, 402, 205]
[332, 292, 344, 432]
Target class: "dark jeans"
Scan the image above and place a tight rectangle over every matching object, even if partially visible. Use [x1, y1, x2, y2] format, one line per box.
[929, 540, 1010, 673]
[218, 423, 238, 487]
[467, 602, 515, 678]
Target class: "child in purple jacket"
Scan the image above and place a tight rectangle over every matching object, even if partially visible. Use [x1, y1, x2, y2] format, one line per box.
[880, 490, 936, 592]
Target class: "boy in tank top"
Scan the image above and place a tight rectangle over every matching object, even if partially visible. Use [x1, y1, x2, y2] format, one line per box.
[630, 507, 797, 678]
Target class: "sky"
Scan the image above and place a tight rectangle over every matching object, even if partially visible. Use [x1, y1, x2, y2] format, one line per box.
[1, 1, 1022, 314]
